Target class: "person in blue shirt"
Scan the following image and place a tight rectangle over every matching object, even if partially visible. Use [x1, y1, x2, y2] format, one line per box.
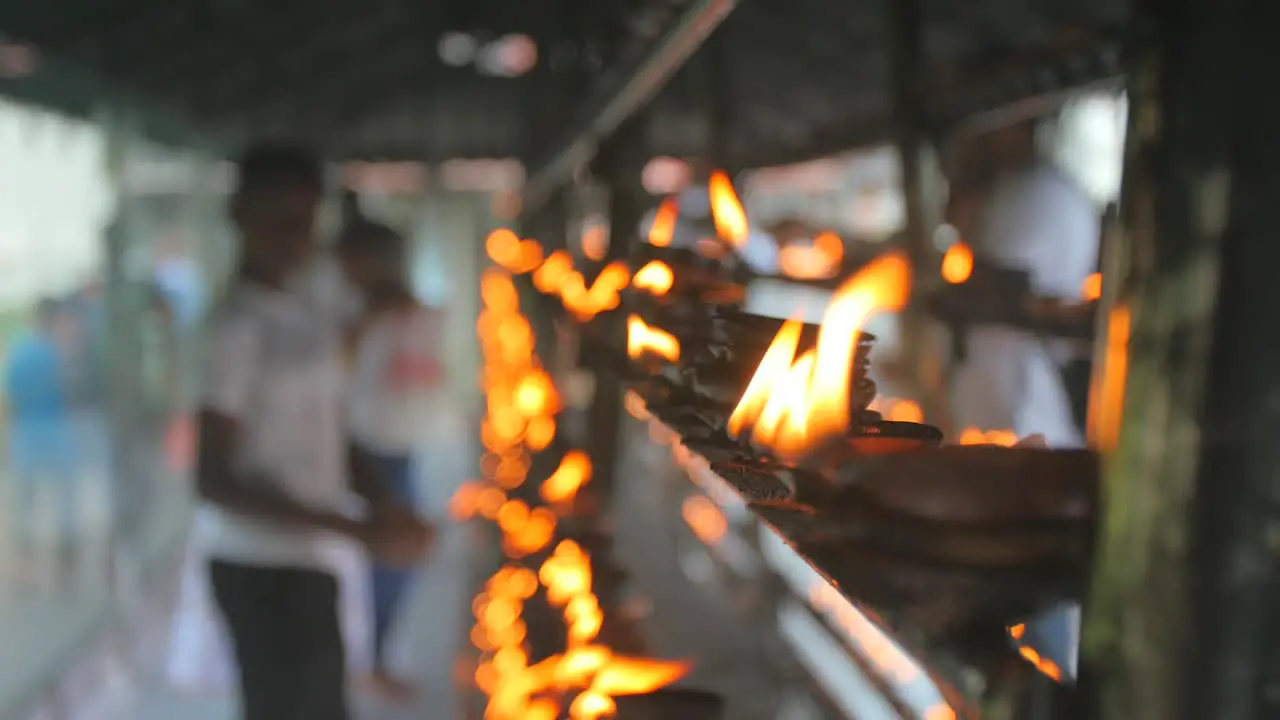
[4, 298, 78, 552]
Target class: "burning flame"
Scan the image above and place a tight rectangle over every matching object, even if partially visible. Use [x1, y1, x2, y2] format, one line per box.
[648, 198, 678, 247]
[1081, 272, 1102, 301]
[1088, 304, 1130, 452]
[941, 241, 973, 284]
[582, 221, 609, 261]
[728, 253, 911, 459]
[809, 253, 912, 438]
[486, 229, 545, 274]
[541, 451, 593, 505]
[1007, 624, 1064, 681]
[632, 260, 675, 296]
[627, 315, 681, 363]
[708, 170, 748, 246]
[464, 256, 693, 720]
[779, 231, 844, 280]
[958, 427, 1018, 446]
[868, 396, 924, 423]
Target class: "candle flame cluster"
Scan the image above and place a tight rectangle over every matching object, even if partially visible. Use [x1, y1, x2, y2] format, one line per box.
[487, 229, 631, 321]
[728, 253, 912, 461]
[455, 255, 691, 719]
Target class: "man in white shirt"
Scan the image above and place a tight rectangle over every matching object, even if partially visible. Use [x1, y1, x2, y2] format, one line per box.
[197, 144, 429, 720]
[947, 119, 1099, 679]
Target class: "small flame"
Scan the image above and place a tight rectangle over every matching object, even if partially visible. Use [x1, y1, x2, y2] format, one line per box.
[632, 260, 675, 296]
[1081, 272, 1102, 301]
[708, 170, 748, 246]
[648, 198, 678, 247]
[541, 451, 593, 504]
[941, 241, 973, 284]
[591, 656, 692, 696]
[958, 427, 1018, 446]
[534, 251, 575, 294]
[627, 315, 681, 363]
[582, 222, 609, 261]
[682, 495, 728, 546]
[1088, 304, 1130, 452]
[779, 231, 844, 279]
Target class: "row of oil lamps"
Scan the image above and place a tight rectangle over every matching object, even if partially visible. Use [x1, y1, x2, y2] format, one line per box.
[474, 169, 1095, 696]
[450, 268, 692, 720]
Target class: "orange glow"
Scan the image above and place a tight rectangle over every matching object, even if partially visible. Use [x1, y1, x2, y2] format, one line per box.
[471, 260, 692, 718]
[648, 197, 678, 247]
[708, 170, 748, 246]
[682, 495, 728, 546]
[525, 415, 556, 451]
[779, 231, 845, 279]
[582, 222, 609, 261]
[1081, 272, 1102, 301]
[533, 251, 575, 294]
[570, 691, 616, 720]
[626, 315, 681, 363]
[885, 399, 924, 423]
[958, 427, 1018, 446]
[728, 317, 803, 440]
[1089, 304, 1130, 452]
[632, 260, 675, 296]
[941, 241, 973, 284]
[808, 253, 911, 438]
[486, 228, 521, 266]
[514, 370, 560, 418]
[925, 706, 958, 720]
[592, 656, 692, 696]
[541, 451, 594, 505]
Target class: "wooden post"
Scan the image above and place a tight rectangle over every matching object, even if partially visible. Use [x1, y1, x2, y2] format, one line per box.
[1080, 0, 1280, 717]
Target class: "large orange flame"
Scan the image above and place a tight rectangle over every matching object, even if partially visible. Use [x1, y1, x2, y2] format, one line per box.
[648, 198, 678, 247]
[728, 253, 911, 459]
[708, 170, 748, 246]
[627, 315, 681, 363]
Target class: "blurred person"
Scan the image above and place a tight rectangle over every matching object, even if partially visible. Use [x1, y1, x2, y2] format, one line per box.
[3, 298, 78, 558]
[62, 278, 110, 481]
[337, 218, 444, 701]
[195, 143, 432, 720]
[948, 119, 1097, 446]
[153, 236, 207, 331]
[945, 118, 1099, 679]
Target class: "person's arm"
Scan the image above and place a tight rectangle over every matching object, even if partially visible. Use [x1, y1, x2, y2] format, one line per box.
[347, 439, 396, 507]
[195, 314, 361, 537]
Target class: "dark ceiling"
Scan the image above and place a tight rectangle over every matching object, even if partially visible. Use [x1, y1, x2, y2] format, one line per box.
[0, 0, 1129, 170]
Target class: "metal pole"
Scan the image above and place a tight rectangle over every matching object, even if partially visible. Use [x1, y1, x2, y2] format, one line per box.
[521, 0, 742, 212]
[1080, 0, 1258, 716]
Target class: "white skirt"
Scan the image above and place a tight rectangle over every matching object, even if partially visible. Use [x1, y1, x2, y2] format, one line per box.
[164, 519, 374, 692]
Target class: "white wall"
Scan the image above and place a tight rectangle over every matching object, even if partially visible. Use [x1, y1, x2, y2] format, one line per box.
[0, 97, 114, 311]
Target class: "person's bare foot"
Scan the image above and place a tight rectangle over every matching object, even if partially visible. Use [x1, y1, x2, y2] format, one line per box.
[362, 672, 417, 703]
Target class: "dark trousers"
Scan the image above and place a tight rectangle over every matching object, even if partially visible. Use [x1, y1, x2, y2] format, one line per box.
[210, 560, 349, 720]
[367, 451, 419, 671]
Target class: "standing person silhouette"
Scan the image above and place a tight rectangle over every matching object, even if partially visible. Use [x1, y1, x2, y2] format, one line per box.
[197, 143, 431, 720]
[4, 298, 77, 561]
[338, 216, 443, 701]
